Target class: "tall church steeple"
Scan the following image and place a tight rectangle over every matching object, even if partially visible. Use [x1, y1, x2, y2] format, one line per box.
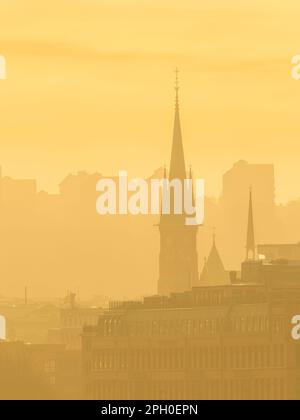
[169, 69, 186, 181]
[246, 188, 256, 260]
[158, 72, 199, 296]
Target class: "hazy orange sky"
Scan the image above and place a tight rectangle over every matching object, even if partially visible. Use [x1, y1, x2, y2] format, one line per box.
[1, 0, 300, 203]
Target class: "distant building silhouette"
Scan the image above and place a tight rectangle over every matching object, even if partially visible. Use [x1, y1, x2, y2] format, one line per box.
[0, 167, 37, 217]
[48, 293, 103, 350]
[258, 243, 300, 262]
[221, 160, 276, 268]
[158, 71, 199, 296]
[0, 341, 82, 399]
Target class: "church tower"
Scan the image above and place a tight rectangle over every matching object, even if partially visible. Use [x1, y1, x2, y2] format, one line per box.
[157, 71, 199, 296]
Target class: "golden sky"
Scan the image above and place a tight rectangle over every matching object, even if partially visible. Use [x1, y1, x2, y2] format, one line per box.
[1, 0, 300, 202]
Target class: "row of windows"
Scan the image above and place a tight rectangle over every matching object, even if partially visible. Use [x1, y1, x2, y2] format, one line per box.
[217, 345, 285, 369]
[101, 317, 285, 337]
[44, 360, 56, 373]
[223, 378, 285, 400]
[89, 345, 285, 371]
[62, 315, 98, 328]
[193, 291, 265, 306]
[88, 378, 286, 400]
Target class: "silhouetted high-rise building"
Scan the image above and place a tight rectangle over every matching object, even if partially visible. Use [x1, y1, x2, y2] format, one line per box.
[221, 160, 276, 269]
[158, 72, 199, 296]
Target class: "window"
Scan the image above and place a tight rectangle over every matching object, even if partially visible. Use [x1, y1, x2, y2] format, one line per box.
[44, 360, 56, 373]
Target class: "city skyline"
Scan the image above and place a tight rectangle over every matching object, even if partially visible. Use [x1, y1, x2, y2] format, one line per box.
[0, 88, 298, 300]
[1, 0, 300, 401]
[1, 1, 300, 202]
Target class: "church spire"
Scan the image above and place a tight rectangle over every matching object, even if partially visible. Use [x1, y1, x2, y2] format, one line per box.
[246, 188, 256, 260]
[169, 68, 186, 181]
[157, 73, 199, 296]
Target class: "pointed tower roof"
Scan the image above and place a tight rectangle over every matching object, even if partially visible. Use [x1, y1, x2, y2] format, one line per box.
[160, 70, 188, 226]
[200, 257, 208, 282]
[246, 188, 256, 260]
[169, 69, 186, 181]
[200, 232, 229, 286]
